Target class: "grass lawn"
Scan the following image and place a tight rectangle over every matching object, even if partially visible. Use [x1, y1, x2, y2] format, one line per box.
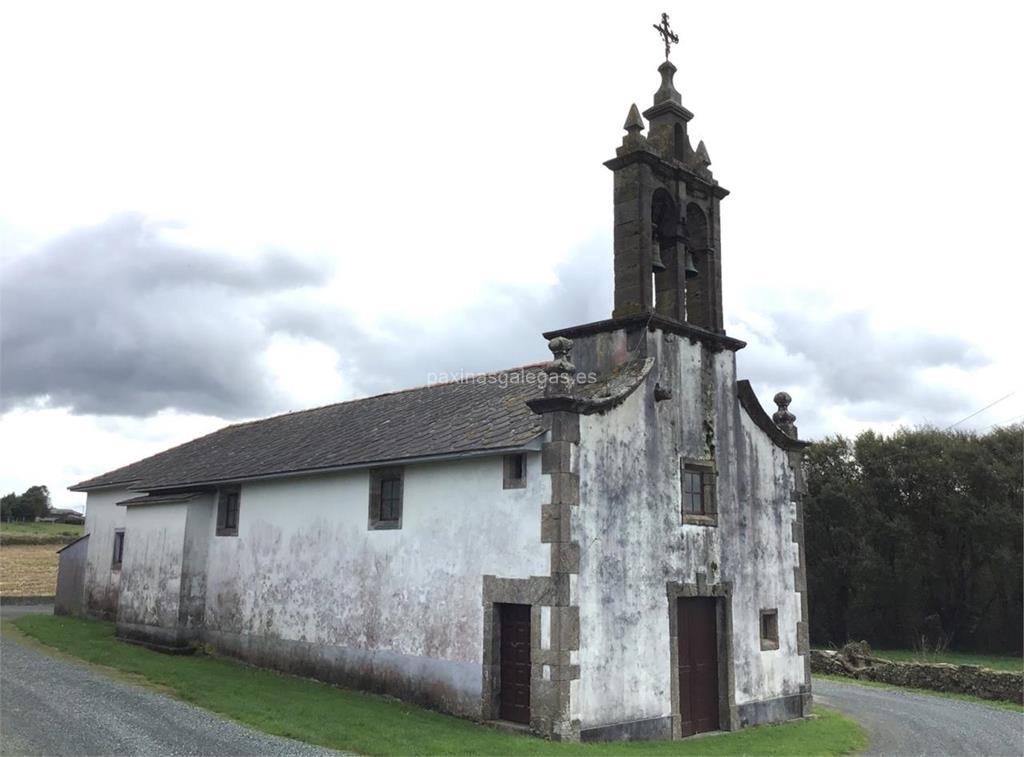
[0, 544, 59, 596]
[869, 648, 1022, 672]
[814, 673, 1024, 713]
[10, 615, 865, 756]
[0, 521, 83, 545]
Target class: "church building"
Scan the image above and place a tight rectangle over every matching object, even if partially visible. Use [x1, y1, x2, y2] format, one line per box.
[63, 29, 812, 742]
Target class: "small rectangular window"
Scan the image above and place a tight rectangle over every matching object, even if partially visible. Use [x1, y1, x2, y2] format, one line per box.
[379, 476, 401, 521]
[112, 529, 125, 569]
[503, 453, 527, 489]
[369, 467, 403, 530]
[760, 609, 779, 650]
[217, 488, 241, 536]
[681, 460, 717, 525]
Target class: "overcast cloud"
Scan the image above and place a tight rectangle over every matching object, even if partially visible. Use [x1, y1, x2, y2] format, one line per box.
[1, 214, 328, 417]
[1, 1, 1020, 509]
[2, 213, 989, 432]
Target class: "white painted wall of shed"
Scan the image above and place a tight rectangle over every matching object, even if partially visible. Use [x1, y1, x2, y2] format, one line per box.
[180, 497, 214, 628]
[574, 331, 804, 729]
[117, 502, 187, 628]
[82, 487, 129, 618]
[200, 452, 549, 708]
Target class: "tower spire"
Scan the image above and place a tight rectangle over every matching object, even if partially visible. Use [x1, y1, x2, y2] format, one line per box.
[603, 17, 729, 329]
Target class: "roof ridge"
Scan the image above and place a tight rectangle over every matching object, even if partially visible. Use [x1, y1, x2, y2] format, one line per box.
[221, 361, 549, 431]
[70, 360, 550, 491]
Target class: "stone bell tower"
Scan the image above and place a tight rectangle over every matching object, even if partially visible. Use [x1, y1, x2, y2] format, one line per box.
[605, 55, 728, 333]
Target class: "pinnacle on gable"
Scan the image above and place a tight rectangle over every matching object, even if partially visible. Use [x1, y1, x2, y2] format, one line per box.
[623, 104, 645, 133]
[695, 140, 711, 167]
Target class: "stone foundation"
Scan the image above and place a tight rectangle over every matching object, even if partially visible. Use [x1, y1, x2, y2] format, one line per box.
[204, 628, 483, 717]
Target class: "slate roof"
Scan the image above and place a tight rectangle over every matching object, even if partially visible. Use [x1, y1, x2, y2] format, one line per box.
[72, 366, 549, 492]
[117, 493, 203, 507]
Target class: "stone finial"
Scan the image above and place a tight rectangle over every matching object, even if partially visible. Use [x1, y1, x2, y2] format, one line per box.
[772, 391, 798, 439]
[623, 104, 645, 134]
[694, 140, 711, 170]
[544, 336, 575, 398]
[653, 60, 682, 106]
[619, 104, 650, 155]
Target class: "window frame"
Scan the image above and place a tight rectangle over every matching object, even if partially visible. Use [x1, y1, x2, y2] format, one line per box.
[368, 467, 403, 530]
[216, 487, 241, 537]
[760, 608, 780, 651]
[503, 453, 527, 490]
[111, 528, 125, 569]
[681, 458, 718, 526]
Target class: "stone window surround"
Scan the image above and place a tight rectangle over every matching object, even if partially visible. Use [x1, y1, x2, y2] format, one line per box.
[216, 487, 241, 537]
[368, 466, 403, 530]
[680, 458, 718, 527]
[666, 576, 737, 736]
[503, 453, 527, 489]
[760, 608, 780, 651]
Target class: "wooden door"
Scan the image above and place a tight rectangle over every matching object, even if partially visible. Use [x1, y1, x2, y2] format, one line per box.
[677, 597, 720, 736]
[498, 603, 531, 724]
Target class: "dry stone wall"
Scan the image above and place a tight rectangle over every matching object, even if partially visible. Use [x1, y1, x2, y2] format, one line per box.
[811, 644, 1023, 704]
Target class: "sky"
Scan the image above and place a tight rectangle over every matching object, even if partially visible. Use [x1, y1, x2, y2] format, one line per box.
[1, 1, 1022, 512]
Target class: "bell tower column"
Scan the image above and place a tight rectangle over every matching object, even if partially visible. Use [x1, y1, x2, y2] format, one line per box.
[610, 105, 656, 318]
[604, 47, 730, 333]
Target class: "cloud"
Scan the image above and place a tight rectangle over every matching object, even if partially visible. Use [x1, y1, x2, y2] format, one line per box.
[1, 213, 328, 418]
[1, 216, 612, 419]
[267, 236, 615, 399]
[735, 305, 990, 437]
[3, 214, 986, 439]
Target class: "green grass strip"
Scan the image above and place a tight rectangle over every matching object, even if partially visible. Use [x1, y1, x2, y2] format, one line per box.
[10, 615, 866, 756]
[866, 648, 1022, 672]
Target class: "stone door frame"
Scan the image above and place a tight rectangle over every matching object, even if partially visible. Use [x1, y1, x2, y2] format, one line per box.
[666, 575, 737, 736]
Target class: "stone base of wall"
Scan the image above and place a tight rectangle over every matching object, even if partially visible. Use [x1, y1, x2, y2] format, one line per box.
[811, 647, 1023, 704]
[580, 715, 673, 742]
[737, 692, 810, 728]
[203, 628, 482, 718]
[116, 621, 197, 653]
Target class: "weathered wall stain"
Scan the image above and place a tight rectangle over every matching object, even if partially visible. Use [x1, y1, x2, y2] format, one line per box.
[574, 326, 806, 730]
[197, 455, 548, 708]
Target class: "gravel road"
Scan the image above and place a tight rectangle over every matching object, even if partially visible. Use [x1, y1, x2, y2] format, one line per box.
[5, 605, 1020, 756]
[0, 608, 338, 756]
[815, 677, 1024, 756]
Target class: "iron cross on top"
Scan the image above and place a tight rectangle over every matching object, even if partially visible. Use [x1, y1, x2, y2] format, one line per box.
[653, 12, 679, 59]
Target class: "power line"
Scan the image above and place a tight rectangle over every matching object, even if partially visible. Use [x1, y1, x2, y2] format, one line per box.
[944, 391, 1017, 431]
[987, 413, 1024, 431]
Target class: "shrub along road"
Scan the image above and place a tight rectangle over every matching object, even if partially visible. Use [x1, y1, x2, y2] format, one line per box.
[814, 678, 1024, 756]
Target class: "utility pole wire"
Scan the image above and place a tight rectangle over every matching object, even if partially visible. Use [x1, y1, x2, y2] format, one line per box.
[986, 413, 1024, 431]
[944, 391, 1017, 431]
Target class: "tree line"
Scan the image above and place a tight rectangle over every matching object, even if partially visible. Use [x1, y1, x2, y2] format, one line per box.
[804, 424, 1023, 654]
[1, 485, 52, 522]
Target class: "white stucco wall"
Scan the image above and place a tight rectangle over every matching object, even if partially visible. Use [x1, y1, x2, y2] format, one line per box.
[204, 453, 548, 651]
[574, 332, 804, 729]
[118, 503, 188, 628]
[198, 452, 549, 711]
[82, 487, 130, 618]
[726, 411, 804, 705]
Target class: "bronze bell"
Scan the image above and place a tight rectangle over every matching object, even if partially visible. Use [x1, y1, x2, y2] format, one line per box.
[651, 236, 667, 273]
[684, 250, 699, 279]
